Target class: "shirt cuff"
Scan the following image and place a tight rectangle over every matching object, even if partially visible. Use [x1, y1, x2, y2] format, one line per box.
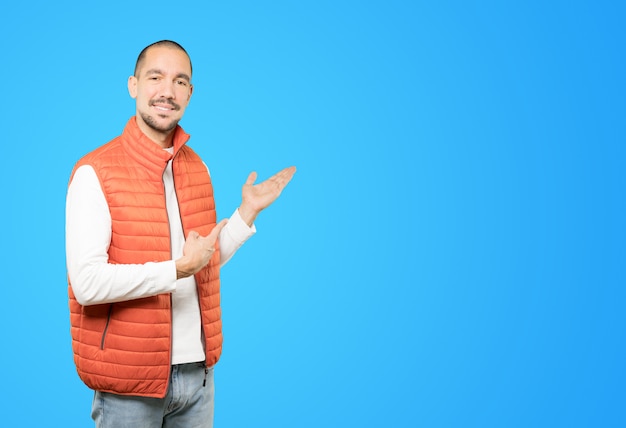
[228, 208, 257, 241]
[151, 260, 178, 293]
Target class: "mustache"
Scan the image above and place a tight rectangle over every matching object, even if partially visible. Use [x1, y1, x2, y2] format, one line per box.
[149, 98, 181, 111]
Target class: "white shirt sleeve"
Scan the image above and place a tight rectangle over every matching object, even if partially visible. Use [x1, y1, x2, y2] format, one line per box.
[219, 208, 256, 265]
[66, 165, 255, 306]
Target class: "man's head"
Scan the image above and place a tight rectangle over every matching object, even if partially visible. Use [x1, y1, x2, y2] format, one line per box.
[128, 40, 193, 145]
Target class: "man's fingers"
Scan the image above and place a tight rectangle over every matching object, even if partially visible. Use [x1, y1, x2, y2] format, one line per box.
[275, 166, 296, 183]
[281, 166, 296, 183]
[282, 165, 297, 177]
[207, 219, 228, 241]
[271, 166, 296, 191]
[245, 171, 257, 186]
[190, 219, 228, 252]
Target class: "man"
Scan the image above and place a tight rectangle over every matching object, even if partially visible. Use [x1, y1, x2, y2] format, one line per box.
[65, 40, 295, 427]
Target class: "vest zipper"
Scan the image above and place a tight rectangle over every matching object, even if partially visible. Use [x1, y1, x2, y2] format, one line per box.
[164, 159, 175, 396]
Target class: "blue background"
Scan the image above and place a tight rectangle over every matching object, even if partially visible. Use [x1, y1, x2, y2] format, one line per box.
[1, 1, 625, 426]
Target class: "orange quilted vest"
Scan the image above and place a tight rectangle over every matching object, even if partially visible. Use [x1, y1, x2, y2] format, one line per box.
[68, 117, 222, 398]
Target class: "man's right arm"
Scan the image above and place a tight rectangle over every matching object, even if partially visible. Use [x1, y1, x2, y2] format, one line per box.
[65, 165, 178, 306]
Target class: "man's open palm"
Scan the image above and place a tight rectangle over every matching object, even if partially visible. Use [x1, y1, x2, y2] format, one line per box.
[239, 166, 296, 225]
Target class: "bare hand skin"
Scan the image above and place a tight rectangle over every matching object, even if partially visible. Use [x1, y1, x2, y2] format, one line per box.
[176, 219, 228, 279]
[238, 166, 297, 227]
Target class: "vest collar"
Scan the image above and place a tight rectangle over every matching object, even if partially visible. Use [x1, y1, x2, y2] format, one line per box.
[121, 116, 191, 171]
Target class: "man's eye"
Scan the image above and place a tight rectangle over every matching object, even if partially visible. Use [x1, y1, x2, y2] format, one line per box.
[177, 80, 188, 86]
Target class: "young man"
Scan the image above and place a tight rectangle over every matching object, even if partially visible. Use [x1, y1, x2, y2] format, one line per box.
[66, 40, 295, 427]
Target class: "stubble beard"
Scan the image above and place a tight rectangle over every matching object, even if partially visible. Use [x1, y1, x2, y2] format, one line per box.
[140, 112, 180, 134]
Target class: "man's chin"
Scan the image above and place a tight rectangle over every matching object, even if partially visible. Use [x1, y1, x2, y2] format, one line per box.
[140, 113, 179, 133]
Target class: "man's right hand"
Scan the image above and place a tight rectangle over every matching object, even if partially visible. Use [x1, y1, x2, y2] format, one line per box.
[176, 219, 228, 279]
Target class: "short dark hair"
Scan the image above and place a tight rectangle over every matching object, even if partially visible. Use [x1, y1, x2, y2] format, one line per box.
[134, 40, 192, 77]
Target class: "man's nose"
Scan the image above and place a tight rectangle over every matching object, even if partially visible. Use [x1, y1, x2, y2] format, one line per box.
[158, 80, 176, 99]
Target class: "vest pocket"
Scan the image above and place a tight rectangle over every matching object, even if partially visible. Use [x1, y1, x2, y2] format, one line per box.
[100, 306, 113, 349]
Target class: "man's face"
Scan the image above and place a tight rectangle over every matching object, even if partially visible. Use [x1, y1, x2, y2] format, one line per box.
[128, 46, 193, 141]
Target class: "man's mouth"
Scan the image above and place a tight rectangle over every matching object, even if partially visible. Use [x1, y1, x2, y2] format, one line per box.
[150, 99, 180, 111]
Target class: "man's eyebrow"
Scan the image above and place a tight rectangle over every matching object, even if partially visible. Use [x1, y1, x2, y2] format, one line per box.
[144, 68, 164, 76]
[175, 73, 191, 83]
[143, 69, 191, 82]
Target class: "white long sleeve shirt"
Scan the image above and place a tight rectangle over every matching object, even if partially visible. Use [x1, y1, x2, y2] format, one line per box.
[66, 156, 255, 364]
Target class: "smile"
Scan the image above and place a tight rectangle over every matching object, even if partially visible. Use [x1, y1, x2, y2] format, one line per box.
[149, 99, 180, 111]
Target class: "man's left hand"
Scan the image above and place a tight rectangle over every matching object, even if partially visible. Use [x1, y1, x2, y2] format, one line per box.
[239, 166, 296, 226]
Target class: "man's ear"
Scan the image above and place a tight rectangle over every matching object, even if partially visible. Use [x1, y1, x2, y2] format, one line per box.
[188, 84, 193, 101]
[128, 75, 138, 98]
